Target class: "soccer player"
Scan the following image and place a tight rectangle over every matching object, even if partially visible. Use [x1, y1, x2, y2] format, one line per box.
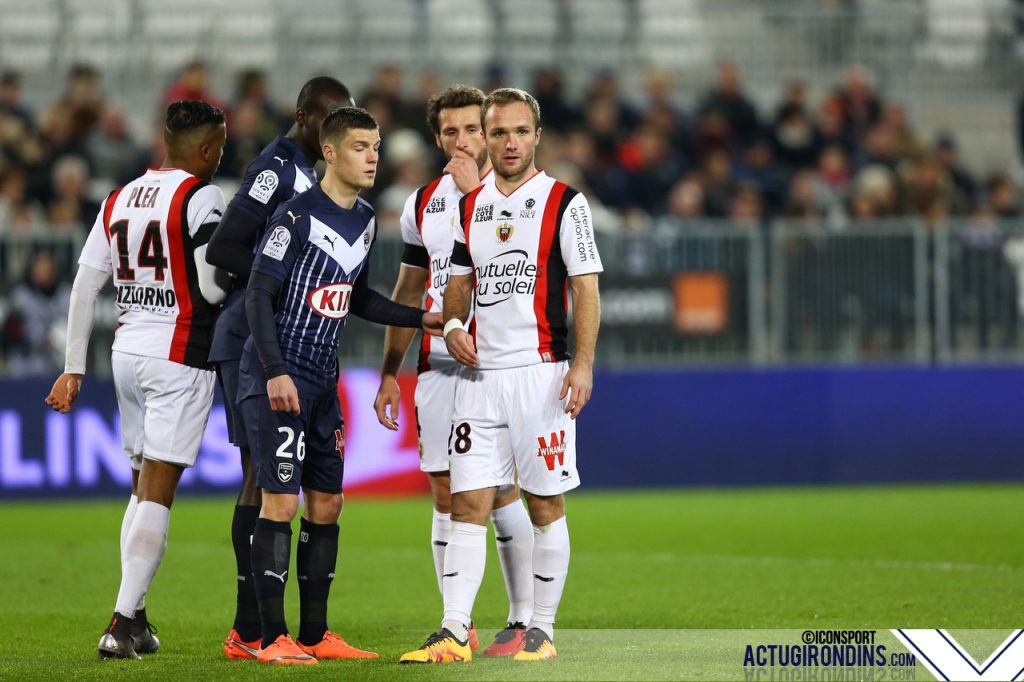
[44, 100, 231, 660]
[238, 106, 443, 665]
[205, 76, 353, 660]
[401, 88, 602, 664]
[373, 84, 535, 656]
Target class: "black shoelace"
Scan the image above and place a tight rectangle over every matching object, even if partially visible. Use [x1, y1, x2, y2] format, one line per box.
[494, 622, 526, 643]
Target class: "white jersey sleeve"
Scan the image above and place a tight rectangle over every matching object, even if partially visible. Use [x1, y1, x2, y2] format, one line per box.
[450, 196, 473, 277]
[399, 190, 424, 248]
[78, 196, 113, 273]
[186, 184, 226, 238]
[559, 192, 603, 276]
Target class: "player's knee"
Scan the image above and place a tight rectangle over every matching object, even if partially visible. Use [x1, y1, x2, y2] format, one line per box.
[303, 491, 343, 524]
[429, 473, 452, 512]
[260, 492, 299, 521]
[524, 492, 564, 526]
[494, 483, 521, 509]
[451, 489, 494, 525]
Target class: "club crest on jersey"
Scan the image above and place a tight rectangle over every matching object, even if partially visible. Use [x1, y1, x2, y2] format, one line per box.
[278, 462, 294, 482]
[307, 282, 353, 319]
[520, 198, 536, 219]
[496, 223, 514, 243]
[425, 196, 446, 214]
[474, 203, 494, 222]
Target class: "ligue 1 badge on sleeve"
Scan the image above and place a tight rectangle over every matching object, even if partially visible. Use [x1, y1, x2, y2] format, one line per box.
[497, 223, 514, 243]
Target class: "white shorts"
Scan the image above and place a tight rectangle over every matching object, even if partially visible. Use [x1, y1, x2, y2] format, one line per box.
[414, 366, 461, 473]
[450, 361, 580, 496]
[112, 350, 216, 470]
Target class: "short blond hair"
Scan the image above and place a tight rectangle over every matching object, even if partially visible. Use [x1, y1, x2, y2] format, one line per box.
[481, 87, 541, 130]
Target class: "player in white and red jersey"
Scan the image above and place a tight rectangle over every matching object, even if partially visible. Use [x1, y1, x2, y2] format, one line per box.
[44, 100, 231, 660]
[401, 88, 602, 665]
[373, 85, 535, 657]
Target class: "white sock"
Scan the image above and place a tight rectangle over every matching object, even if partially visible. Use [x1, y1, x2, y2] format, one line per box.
[430, 509, 451, 596]
[491, 500, 534, 625]
[114, 501, 170, 618]
[441, 521, 487, 642]
[528, 516, 570, 641]
[119, 494, 146, 611]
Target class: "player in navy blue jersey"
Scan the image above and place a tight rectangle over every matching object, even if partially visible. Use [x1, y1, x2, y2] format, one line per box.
[237, 106, 443, 665]
[205, 76, 353, 660]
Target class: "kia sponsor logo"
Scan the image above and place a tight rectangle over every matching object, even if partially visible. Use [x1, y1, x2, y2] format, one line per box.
[307, 282, 353, 319]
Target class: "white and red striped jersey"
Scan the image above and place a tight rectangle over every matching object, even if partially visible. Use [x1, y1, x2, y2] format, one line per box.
[78, 169, 225, 368]
[399, 170, 493, 373]
[450, 170, 603, 369]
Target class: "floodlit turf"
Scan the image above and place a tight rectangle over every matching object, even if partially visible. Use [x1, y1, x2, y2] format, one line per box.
[0, 485, 1021, 680]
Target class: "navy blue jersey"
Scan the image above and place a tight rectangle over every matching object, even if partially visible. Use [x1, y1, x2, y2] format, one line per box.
[208, 135, 316, 363]
[238, 185, 377, 401]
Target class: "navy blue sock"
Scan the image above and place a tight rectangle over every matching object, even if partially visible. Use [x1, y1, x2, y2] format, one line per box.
[231, 504, 261, 641]
[296, 518, 339, 646]
[251, 518, 292, 649]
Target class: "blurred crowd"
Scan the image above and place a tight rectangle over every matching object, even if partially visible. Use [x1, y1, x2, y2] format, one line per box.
[2, 60, 1017, 244]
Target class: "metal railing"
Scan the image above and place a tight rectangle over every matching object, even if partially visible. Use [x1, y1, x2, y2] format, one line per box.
[7, 219, 1024, 375]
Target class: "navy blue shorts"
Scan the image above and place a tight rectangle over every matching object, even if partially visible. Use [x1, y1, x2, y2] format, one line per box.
[215, 359, 248, 448]
[240, 394, 345, 494]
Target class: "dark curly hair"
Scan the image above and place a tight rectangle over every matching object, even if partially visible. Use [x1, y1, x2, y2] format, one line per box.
[165, 100, 225, 134]
[425, 84, 485, 135]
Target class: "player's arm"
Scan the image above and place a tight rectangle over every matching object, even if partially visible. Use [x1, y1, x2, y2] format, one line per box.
[375, 192, 429, 430]
[206, 205, 266, 280]
[558, 191, 604, 419]
[207, 162, 294, 280]
[187, 185, 232, 304]
[442, 195, 477, 366]
[374, 264, 427, 430]
[245, 270, 299, 415]
[46, 203, 113, 413]
[562, 273, 600, 419]
[45, 264, 109, 412]
[350, 256, 440, 331]
[246, 212, 305, 415]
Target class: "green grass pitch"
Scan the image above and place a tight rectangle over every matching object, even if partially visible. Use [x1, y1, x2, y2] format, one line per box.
[0, 485, 1020, 680]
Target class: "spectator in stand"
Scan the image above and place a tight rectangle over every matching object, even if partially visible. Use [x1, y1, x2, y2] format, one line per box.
[933, 132, 978, 211]
[616, 123, 686, 215]
[642, 69, 693, 159]
[0, 71, 33, 129]
[0, 167, 45, 234]
[698, 62, 761, 149]
[734, 138, 789, 214]
[882, 103, 924, 161]
[47, 155, 99, 233]
[162, 60, 228, 112]
[855, 124, 900, 172]
[986, 173, 1020, 218]
[233, 69, 281, 141]
[835, 66, 882, 148]
[85, 106, 147, 188]
[729, 183, 764, 226]
[665, 178, 706, 221]
[781, 169, 828, 222]
[532, 68, 578, 132]
[772, 81, 819, 170]
[701, 149, 735, 217]
[2, 250, 70, 376]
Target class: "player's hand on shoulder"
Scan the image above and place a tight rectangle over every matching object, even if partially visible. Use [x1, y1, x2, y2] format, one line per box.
[422, 312, 443, 336]
[44, 373, 83, 413]
[444, 149, 481, 195]
[374, 374, 401, 431]
[445, 328, 478, 367]
[560, 362, 593, 420]
[267, 374, 301, 415]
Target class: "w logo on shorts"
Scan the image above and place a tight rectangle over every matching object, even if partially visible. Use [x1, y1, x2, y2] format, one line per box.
[537, 431, 567, 471]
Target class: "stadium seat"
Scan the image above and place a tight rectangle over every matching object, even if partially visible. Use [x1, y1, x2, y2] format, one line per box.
[566, 0, 629, 70]
[351, 0, 420, 68]
[0, 0, 59, 70]
[495, 0, 560, 70]
[636, 0, 711, 72]
[424, 0, 494, 73]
